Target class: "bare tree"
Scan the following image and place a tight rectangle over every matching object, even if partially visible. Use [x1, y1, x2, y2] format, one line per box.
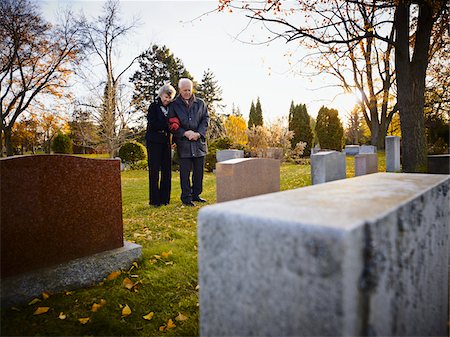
[78, 0, 139, 157]
[0, 0, 82, 156]
[218, 0, 449, 172]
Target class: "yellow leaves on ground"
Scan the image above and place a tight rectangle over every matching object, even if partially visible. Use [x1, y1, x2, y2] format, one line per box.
[175, 312, 188, 321]
[33, 307, 50, 315]
[150, 250, 174, 266]
[159, 318, 176, 331]
[91, 299, 107, 312]
[58, 312, 66, 320]
[161, 250, 172, 258]
[28, 298, 40, 305]
[78, 317, 90, 325]
[41, 292, 50, 300]
[142, 311, 154, 320]
[122, 277, 135, 290]
[121, 304, 132, 317]
[106, 270, 121, 281]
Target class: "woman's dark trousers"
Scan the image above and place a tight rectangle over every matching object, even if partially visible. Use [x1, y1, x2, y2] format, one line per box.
[148, 142, 171, 205]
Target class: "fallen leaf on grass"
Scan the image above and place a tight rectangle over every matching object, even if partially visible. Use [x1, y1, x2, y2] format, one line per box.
[106, 271, 121, 281]
[167, 319, 176, 329]
[41, 291, 50, 300]
[33, 307, 50, 315]
[142, 312, 154, 320]
[78, 317, 90, 324]
[175, 313, 188, 321]
[91, 299, 106, 312]
[153, 254, 161, 259]
[165, 261, 174, 266]
[149, 259, 157, 265]
[122, 277, 135, 290]
[28, 298, 40, 305]
[161, 250, 173, 258]
[122, 304, 132, 317]
[59, 312, 66, 320]
[195, 285, 200, 290]
[64, 291, 73, 296]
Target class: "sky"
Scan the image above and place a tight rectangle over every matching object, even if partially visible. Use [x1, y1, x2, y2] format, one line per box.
[41, 0, 358, 125]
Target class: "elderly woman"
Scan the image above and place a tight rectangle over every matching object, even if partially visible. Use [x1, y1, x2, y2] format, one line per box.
[146, 83, 176, 206]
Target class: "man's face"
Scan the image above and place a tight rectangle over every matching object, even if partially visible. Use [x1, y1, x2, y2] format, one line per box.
[180, 83, 193, 100]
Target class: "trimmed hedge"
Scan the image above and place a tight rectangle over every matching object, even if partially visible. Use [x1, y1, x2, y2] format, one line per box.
[118, 141, 147, 164]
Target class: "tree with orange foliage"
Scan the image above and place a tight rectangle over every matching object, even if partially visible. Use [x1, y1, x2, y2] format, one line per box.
[0, 0, 82, 156]
[217, 0, 448, 172]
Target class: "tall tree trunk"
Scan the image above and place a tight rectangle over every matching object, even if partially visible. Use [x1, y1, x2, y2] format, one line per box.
[4, 127, 14, 156]
[395, 1, 432, 172]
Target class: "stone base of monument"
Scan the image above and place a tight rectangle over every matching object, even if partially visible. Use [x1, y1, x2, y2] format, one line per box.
[1, 241, 141, 308]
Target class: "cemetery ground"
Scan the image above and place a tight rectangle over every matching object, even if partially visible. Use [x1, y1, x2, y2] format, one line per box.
[1, 154, 386, 336]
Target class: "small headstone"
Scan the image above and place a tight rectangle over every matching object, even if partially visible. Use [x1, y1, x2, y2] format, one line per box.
[344, 145, 360, 155]
[354, 153, 378, 176]
[360, 144, 376, 154]
[385, 136, 401, 172]
[427, 154, 450, 174]
[311, 145, 320, 154]
[264, 147, 283, 160]
[216, 149, 244, 162]
[311, 151, 346, 185]
[216, 158, 280, 202]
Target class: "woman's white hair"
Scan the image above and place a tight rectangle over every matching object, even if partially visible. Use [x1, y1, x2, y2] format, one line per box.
[158, 83, 176, 99]
[178, 78, 193, 89]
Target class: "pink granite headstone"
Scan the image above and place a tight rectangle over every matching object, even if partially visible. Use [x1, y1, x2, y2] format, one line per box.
[0, 155, 124, 278]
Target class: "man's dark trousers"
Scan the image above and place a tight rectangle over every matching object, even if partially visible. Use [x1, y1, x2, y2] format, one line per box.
[148, 142, 171, 205]
[179, 156, 205, 204]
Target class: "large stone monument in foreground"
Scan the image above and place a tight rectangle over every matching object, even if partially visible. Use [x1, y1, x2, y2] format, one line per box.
[198, 173, 449, 336]
[1, 155, 141, 306]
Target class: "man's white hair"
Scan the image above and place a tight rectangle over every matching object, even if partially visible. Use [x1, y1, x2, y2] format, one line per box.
[178, 78, 193, 89]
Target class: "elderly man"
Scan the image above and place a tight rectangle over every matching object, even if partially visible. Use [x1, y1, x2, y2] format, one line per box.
[169, 78, 209, 206]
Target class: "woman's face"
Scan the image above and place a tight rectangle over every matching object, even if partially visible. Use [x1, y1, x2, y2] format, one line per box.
[160, 93, 171, 106]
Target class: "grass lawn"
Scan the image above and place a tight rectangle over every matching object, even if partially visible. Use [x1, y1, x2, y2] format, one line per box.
[1, 153, 386, 336]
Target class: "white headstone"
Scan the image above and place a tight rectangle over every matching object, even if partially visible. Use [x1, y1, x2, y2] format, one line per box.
[344, 145, 360, 155]
[198, 173, 449, 337]
[385, 136, 401, 172]
[311, 151, 346, 185]
[216, 149, 244, 162]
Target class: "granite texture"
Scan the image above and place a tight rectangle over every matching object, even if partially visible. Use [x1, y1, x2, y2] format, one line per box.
[428, 154, 450, 174]
[216, 149, 244, 162]
[1, 241, 142, 307]
[216, 158, 280, 203]
[311, 151, 346, 184]
[354, 153, 378, 176]
[198, 173, 449, 336]
[345, 145, 360, 155]
[1, 155, 124, 278]
[385, 136, 401, 172]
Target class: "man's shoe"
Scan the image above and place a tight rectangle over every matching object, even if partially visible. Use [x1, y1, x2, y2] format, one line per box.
[192, 196, 207, 203]
[182, 201, 195, 207]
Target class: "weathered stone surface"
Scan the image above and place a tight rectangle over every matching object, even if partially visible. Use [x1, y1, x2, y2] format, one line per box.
[216, 158, 280, 203]
[1, 241, 142, 307]
[345, 145, 360, 155]
[385, 136, 401, 172]
[311, 151, 346, 185]
[360, 145, 376, 154]
[216, 149, 244, 162]
[1, 155, 124, 278]
[428, 154, 450, 174]
[198, 173, 449, 337]
[354, 153, 378, 176]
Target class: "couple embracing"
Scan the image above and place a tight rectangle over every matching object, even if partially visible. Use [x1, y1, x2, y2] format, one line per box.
[145, 78, 209, 207]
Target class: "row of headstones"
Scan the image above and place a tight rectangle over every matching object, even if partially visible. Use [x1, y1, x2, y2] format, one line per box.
[214, 136, 401, 202]
[200, 135, 449, 336]
[311, 136, 400, 185]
